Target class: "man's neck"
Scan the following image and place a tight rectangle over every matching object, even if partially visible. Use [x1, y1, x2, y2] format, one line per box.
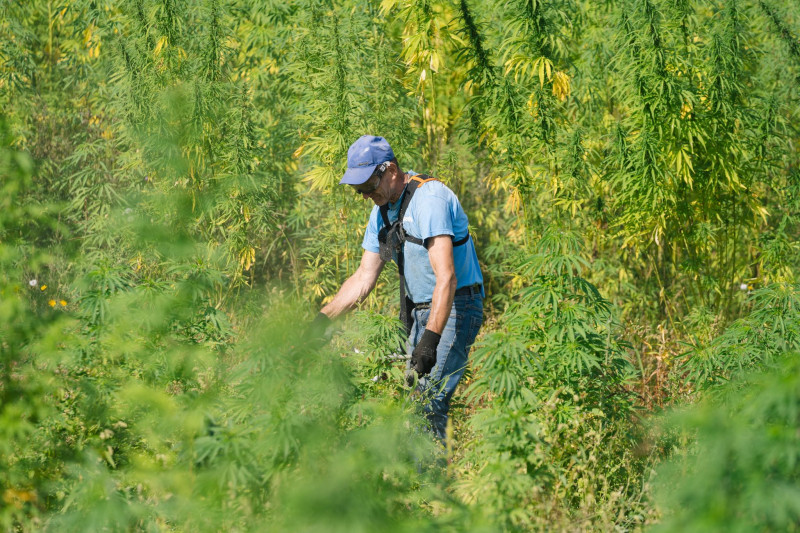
[388, 171, 408, 204]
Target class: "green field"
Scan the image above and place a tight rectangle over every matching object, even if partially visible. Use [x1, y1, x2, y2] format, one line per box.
[2, 0, 800, 530]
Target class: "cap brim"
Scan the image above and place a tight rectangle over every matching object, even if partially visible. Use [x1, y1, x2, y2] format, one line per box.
[339, 164, 377, 185]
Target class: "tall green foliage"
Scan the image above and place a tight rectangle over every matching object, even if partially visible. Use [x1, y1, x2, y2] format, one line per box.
[654, 351, 800, 532]
[681, 282, 800, 390]
[0, 118, 71, 529]
[455, 229, 642, 530]
[2, 0, 800, 530]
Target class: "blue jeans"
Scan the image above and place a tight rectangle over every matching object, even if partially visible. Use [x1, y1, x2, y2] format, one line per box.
[408, 293, 484, 442]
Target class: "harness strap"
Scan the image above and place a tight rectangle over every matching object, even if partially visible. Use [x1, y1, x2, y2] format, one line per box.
[452, 234, 470, 247]
[380, 175, 470, 250]
[379, 204, 390, 229]
[377, 174, 471, 337]
[384, 177, 423, 338]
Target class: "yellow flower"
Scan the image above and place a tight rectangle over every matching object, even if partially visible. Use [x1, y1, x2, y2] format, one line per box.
[552, 71, 571, 101]
[60, 300, 67, 307]
[40, 284, 47, 291]
[48, 300, 56, 307]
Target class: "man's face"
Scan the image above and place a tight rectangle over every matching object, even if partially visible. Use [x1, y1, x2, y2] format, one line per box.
[352, 164, 388, 205]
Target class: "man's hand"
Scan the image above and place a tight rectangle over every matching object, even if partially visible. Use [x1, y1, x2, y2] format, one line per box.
[320, 251, 385, 318]
[410, 329, 441, 376]
[306, 312, 332, 348]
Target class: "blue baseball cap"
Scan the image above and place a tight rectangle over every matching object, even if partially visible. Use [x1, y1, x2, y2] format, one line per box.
[340, 135, 395, 185]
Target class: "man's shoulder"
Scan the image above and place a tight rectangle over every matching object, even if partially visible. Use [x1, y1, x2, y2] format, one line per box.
[412, 177, 457, 203]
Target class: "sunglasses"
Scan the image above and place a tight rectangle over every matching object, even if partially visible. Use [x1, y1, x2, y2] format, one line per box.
[352, 163, 387, 195]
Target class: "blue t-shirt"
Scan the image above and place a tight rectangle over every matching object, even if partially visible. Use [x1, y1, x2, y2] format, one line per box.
[362, 176, 484, 304]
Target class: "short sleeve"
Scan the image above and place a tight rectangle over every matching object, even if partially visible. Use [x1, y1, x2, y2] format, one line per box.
[411, 192, 455, 241]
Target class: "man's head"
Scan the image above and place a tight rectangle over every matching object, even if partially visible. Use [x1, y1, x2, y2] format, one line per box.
[341, 135, 405, 205]
[340, 135, 394, 186]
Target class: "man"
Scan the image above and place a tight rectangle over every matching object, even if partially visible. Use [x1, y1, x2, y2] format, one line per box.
[312, 135, 484, 442]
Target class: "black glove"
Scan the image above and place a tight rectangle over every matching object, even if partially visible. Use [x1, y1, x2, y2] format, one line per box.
[410, 329, 440, 377]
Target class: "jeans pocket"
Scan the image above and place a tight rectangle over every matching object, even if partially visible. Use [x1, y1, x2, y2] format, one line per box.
[466, 314, 482, 349]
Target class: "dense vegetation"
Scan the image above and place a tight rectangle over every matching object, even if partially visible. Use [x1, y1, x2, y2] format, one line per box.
[1, 0, 799, 530]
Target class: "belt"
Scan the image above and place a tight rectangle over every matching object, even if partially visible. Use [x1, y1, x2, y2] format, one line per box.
[455, 283, 483, 297]
[414, 284, 482, 309]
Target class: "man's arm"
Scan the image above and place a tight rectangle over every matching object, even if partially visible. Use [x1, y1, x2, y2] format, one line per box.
[425, 235, 457, 334]
[320, 250, 385, 319]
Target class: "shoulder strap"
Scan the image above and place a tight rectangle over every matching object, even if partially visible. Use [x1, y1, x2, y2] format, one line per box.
[409, 174, 437, 186]
[394, 179, 423, 339]
[402, 175, 470, 248]
[395, 176, 428, 245]
[398, 175, 430, 220]
[378, 175, 429, 230]
[379, 204, 390, 228]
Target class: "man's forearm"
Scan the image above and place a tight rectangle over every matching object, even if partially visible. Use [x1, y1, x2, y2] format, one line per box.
[425, 274, 456, 334]
[320, 271, 375, 319]
[425, 235, 457, 335]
